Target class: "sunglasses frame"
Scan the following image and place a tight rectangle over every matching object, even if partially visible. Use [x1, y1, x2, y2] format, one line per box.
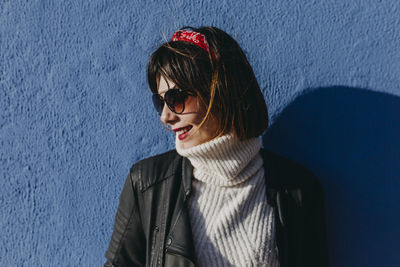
[152, 88, 195, 115]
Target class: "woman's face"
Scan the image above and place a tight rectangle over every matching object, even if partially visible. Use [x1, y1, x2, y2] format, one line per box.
[157, 75, 217, 149]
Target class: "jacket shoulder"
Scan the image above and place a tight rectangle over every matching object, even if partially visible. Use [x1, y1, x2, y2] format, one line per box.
[260, 149, 318, 190]
[261, 149, 329, 266]
[129, 150, 182, 191]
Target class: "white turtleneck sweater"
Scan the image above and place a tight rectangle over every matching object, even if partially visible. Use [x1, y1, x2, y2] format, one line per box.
[176, 134, 280, 267]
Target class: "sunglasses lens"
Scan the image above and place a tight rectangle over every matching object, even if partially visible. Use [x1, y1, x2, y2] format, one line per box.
[152, 89, 190, 115]
[165, 89, 187, 114]
[152, 94, 164, 115]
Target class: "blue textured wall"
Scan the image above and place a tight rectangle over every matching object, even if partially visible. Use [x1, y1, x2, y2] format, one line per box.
[1, 0, 399, 266]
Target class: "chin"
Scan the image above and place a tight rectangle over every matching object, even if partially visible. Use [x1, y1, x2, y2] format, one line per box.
[176, 135, 199, 149]
[177, 140, 195, 149]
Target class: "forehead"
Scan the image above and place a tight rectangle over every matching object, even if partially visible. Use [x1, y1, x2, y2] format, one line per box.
[157, 75, 176, 94]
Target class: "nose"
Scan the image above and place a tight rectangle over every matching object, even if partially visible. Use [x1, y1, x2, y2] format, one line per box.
[160, 104, 178, 125]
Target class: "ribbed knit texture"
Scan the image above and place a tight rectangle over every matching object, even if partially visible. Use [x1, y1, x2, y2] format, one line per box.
[176, 134, 280, 267]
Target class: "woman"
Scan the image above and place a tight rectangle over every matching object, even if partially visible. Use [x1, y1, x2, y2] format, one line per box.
[105, 26, 328, 267]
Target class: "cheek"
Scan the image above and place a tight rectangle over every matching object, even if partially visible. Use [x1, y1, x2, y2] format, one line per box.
[184, 96, 201, 111]
[185, 98, 207, 118]
[182, 113, 205, 126]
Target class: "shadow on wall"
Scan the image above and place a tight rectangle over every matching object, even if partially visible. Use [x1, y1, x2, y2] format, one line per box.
[262, 86, 400, 267]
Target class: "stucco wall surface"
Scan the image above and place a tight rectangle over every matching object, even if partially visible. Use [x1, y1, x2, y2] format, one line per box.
[1, 0, 399, 266]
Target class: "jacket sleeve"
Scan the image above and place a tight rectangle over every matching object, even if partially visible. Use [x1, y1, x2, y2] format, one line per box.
[104, 169, 146, 267]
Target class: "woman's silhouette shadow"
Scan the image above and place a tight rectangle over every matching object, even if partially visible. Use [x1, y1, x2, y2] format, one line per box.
[262, 86, 400, 267]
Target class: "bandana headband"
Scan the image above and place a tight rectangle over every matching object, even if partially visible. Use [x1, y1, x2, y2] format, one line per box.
[171, 30, 210, 53]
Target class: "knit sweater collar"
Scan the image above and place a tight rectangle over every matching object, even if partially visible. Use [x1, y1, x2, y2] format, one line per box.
[175, 134, 263, 186]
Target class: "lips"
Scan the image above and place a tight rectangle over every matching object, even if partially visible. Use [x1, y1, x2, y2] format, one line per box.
[173, 126, 193, 141]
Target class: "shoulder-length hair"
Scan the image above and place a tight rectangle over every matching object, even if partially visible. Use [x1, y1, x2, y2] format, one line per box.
[147, 26, 268, 140]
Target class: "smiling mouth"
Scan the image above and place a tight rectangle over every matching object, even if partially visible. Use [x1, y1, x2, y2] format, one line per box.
[175, 126, 193, 141]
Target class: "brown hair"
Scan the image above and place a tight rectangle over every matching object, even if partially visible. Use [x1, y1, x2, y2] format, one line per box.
[147, 26, 268, 140]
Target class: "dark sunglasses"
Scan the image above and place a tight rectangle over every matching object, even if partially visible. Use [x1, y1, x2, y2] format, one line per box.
[152, 88, 195, 115]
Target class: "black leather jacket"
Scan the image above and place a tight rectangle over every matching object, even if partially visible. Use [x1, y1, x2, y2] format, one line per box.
[104, 149, 329, 267]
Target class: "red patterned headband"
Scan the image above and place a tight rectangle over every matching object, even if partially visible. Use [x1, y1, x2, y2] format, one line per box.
[171, 30, 210, 53]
